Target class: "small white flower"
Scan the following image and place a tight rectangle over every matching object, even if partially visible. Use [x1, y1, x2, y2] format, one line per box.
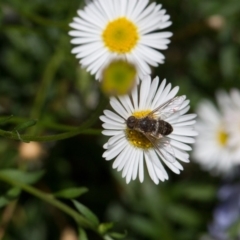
[217, 89, 240, 148]
[193, 94, 240, 174]
[100, 76, 197, 184]
[69, 0, 172, 81]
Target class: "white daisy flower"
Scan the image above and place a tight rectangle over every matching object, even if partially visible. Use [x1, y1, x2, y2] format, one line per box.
[100, 76, 197, 184]
[217, 89, 240, 148]
[69, 0, 172, 81]
[192, 96, 240, 174]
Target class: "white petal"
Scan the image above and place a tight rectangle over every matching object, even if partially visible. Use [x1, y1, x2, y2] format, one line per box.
[102, 123, 125, 130]
[100, 115, 124, 126]
[118, 95, 134, 115]
[169, 134, 195, 144]
[145, 76, 159, 108]
[112, 144, 131, 169]
[110, 98, 129, 120]
[102, 130, 122, 136]
[145, 154, 159, 184]
[139, 76, 151, 109]
[163, 160, 181, 174]
[102, 110, 125, 123]
[103, 138, 127, 160]
[138, 151, 144, 182]
[117, 145, 133, 171]
[151, 79, 166, 109]
[122, 149, 135, 178]
[108, 132, 126, 146]
[173, 127, 198, 137]
[173, 148, 190, 163]
[170, 140, 192, 151]
[132, 150, 140, 180]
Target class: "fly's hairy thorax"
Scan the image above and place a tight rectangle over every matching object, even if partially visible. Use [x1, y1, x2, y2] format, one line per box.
[137, 117, 156, 133]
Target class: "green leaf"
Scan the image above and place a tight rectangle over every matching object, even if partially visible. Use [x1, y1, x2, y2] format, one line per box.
[0, 115, 13, 125]
[0, 196, 10, 208]
[98, 222, 114, 234]
[167, 204, 201, 227]
[109, 231, 127, 239]
[183, 185, 216, 201]
[0, 188, 21, 208]
[128, 216, 158, 238]
[72, 200, 99, 227]
[171, 183, 216, 202]
[78, 228, 88, 240]
[54, 187, 88, 199]
[0, 169, 44, 184]
[13, 119, 38, 132]
[6, 187, 21, 198]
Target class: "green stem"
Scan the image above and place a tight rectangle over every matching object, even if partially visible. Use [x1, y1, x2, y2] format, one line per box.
[30, 47, 64, 121]
[0, 174, 95, 230]
[0, 128, 101, 142]
[0, 116, 77, 131]
[0, 95, 107, 133]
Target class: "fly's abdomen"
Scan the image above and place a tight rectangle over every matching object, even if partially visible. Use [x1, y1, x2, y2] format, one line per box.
[158, 120, 173, 135]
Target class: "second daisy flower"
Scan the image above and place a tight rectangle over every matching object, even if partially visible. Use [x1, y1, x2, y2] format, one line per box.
[69, 0, 172, 80]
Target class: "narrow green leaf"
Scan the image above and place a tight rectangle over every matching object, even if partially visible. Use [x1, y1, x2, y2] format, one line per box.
[0, 188, 21, 208]
[6, 187, 21, 198]
[183, 185, 216, 201]
[0, 115, 13, 125]
[98, 222, 114, 234]
[73, 200, 99, 227]
[104, 236, 114, 240]
[0, 169, 45, 184]
[109, 231, 127, 239]
[78, 228, 88, 240]
[167, 204, 201, 227]
[0, 196, 10, 208]
[13, 119, 38, 132]
[54, 187, 88, 199]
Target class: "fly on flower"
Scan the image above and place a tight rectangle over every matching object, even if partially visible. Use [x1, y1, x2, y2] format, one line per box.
[126, 96, 186, 163]
[100, 76, 197, 184]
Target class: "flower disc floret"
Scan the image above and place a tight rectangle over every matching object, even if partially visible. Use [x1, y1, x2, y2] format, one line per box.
[125, 129, 152, 149]
[217, 129, 228, 146]
[102, 17, 139, 53]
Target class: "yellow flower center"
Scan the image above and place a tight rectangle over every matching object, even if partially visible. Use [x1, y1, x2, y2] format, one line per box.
[125, 110, 154, 149]
[102, 17, 139, 54]
[217, 129, 228, 146]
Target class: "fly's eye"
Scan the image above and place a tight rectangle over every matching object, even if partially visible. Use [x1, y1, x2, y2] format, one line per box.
[126, 116, 136, 129]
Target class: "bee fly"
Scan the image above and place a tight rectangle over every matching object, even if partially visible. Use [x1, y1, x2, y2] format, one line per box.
[126, 96, 185, 163]
[126, 115, 173, 138]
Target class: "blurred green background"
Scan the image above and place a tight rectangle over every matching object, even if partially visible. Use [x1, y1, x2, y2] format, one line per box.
[1, 0, 240, 239]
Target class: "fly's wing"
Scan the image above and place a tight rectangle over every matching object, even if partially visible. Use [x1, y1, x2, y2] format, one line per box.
[143, 133, 176, 163]
[148, 96, 186, 120]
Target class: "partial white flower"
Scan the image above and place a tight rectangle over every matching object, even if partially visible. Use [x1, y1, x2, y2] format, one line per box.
[217, 89, 240, 148]
[193, 95, 240, 174]
[69, 0, 172, 81]
[100, 76, 197, 184]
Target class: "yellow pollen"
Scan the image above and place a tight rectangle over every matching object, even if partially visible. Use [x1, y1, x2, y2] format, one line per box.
[217, 130, 228, 146]
[132, 110, 152, 118]
[126, 129, 153, 149]
[126, 110, 154, 149]
[102, 17, 139, 54]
